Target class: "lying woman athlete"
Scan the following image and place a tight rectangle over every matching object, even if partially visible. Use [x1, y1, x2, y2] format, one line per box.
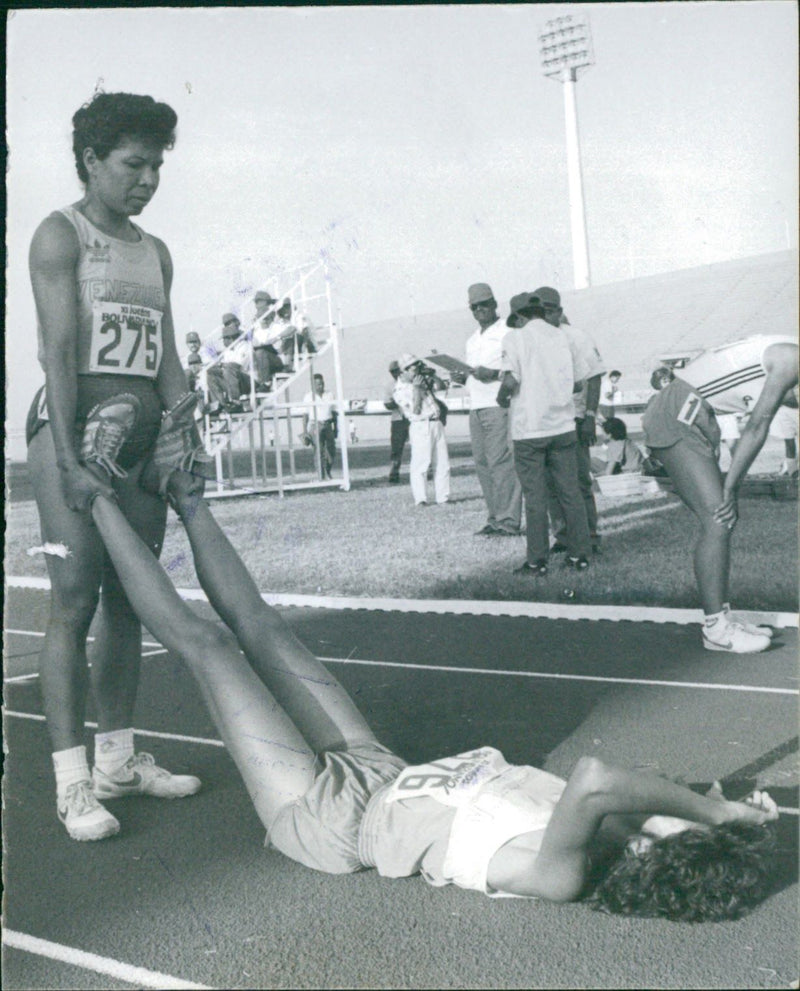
[78, 392, 779, 922]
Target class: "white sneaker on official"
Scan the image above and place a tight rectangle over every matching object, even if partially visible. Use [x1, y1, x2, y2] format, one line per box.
[58, 780, 120, 841]
[92, 752, 201, 800]
[702, 618, 771, 654]
[723, 606, 774, 639]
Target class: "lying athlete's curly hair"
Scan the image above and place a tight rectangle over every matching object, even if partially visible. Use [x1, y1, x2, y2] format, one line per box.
[72, 92, 177, 184]
[588, 821, 776, 923]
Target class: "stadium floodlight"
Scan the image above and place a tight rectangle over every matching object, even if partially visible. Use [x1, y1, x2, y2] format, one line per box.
[539, 13, 594, 290]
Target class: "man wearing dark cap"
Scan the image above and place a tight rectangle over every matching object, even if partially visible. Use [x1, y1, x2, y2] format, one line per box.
[456, 283, 522, 536]
[498, 290, 593, 574]
[383, 359, 409, 483]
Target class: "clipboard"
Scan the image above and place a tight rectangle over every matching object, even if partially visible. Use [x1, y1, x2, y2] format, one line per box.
[423, 353, 473, 377]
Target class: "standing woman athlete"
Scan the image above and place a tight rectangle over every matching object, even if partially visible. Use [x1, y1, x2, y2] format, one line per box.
[26, 92, 205, 841]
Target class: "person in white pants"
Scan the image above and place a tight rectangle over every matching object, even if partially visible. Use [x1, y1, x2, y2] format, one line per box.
[392, 354, 450, 506]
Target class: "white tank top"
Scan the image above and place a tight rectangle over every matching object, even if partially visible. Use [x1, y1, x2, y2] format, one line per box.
[680, 335, 796, 414]
[36, 206, 166, 378]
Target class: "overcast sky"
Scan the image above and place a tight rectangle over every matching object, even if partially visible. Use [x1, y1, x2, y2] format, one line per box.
[5, 2, 798, 444]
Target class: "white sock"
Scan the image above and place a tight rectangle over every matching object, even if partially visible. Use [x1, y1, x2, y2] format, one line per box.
[94, 728, 135, 776]
[703, 610, 726, 629]
[53, 745, 91, 800]
[783, 458, 798, 474]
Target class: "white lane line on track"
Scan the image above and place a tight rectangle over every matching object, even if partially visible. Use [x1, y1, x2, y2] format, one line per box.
[5, 710, 796, 815]
[4, 711, 225, 748]
[2, 929, 213, 990]
[5, 634, 797, 695]
[5, 636, 797, 695]
[5, 627, 162, 649]
[8, 575, 798, 628]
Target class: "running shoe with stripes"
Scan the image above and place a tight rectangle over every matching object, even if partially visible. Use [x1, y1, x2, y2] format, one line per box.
[140, 391, 215, 497]
[92, 752, 202, 800]
[80, 394, 142, 478]
[702, 617, 771, 654]
[58, 780, 121, 841]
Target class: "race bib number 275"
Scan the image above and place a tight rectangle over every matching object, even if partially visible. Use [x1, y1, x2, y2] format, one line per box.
[88, 301, 163, 378]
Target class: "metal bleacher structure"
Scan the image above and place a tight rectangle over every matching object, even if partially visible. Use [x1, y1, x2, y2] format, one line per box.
[196, 260, 353, 498]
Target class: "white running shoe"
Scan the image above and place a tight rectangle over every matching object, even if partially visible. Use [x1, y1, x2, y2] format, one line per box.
[702, 618, 771, 654]
[723, 606, 774, 639]
[93, 752, 201, 800]
[58, 780, 120, 841]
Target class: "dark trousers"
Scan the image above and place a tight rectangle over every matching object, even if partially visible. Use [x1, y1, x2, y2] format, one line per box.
[548, 419, 598, 544]
[514, 430, 592, 563]
[389, 418, 409, 479]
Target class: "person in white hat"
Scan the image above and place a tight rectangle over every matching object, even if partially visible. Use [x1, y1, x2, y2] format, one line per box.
[392, 354, 450, 506]
[455, 283, 522, 537]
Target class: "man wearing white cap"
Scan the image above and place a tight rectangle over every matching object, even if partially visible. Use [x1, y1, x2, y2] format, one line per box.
[456, 283, 522, 537]
[392, 354, 450, 506]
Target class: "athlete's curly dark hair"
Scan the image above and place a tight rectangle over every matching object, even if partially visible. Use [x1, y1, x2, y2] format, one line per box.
[588, 821, 776, 923]
[72, 92, 177, 184]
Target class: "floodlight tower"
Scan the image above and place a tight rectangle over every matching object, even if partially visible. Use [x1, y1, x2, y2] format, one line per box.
[539, 14, 595, 290]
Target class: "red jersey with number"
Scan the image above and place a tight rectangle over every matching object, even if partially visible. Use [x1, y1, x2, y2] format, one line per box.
[642, 376, 721, 452]
[37, 206, 166, 378]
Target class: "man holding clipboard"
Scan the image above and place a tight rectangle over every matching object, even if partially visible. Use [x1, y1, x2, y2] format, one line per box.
[447, 283, 523, 537]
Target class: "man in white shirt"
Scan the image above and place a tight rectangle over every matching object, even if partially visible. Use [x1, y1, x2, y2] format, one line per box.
[457, 283, 522, 537]
[499, 290, 593, 574]
[302, 373, 337, 479]
[251, 290, 285, 388]
[392, 354, 450, 506]
[204, 314, 254, 413]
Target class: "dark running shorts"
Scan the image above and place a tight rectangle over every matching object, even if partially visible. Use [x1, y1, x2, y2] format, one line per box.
[26, 374, 163, 470]
[267, 742, 407, 874]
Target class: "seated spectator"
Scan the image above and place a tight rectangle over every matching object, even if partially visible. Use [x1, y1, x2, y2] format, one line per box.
[252, 291, 285, 389]
[595, 418, 646, 475]
[206, 314, 254, 414]
[272, 298, 317, 371]
[302, 373, 337, 479]
[185, 351, 204, 394]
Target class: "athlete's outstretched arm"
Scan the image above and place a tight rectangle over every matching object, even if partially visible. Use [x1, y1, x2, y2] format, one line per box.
[487, 757, 778, 901]
[715, 343, 799, 523]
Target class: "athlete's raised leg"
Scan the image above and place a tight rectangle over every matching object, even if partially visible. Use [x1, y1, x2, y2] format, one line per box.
[168, 475, 376, 754]
[88, 491, 317, 830]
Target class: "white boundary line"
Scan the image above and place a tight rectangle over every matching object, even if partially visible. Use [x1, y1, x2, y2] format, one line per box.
[6, 575, 798, 628]
[2, 929, 213, 990]
[5, 626, 797, 696]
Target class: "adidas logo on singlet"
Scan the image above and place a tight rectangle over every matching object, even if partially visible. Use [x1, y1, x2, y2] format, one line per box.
[86, 239, 111, 264]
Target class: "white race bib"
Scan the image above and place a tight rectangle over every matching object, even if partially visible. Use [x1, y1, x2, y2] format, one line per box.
[88, 301, 163, 378]
[383, 747, 511, 808]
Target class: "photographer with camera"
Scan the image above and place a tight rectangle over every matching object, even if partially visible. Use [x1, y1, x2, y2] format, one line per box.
[392, 354, 451, 506]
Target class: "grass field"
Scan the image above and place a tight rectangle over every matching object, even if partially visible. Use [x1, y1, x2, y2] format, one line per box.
[7, 456, 797, 612]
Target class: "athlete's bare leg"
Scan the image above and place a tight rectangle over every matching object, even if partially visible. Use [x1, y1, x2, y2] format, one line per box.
[89, 491, 318, 830]
[28, 428, 104, 750]
[88, 461, 167, 733]
[652, 444, 729, 614]
[28, 427, 169, 747]
[168, 474, 376, 753]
